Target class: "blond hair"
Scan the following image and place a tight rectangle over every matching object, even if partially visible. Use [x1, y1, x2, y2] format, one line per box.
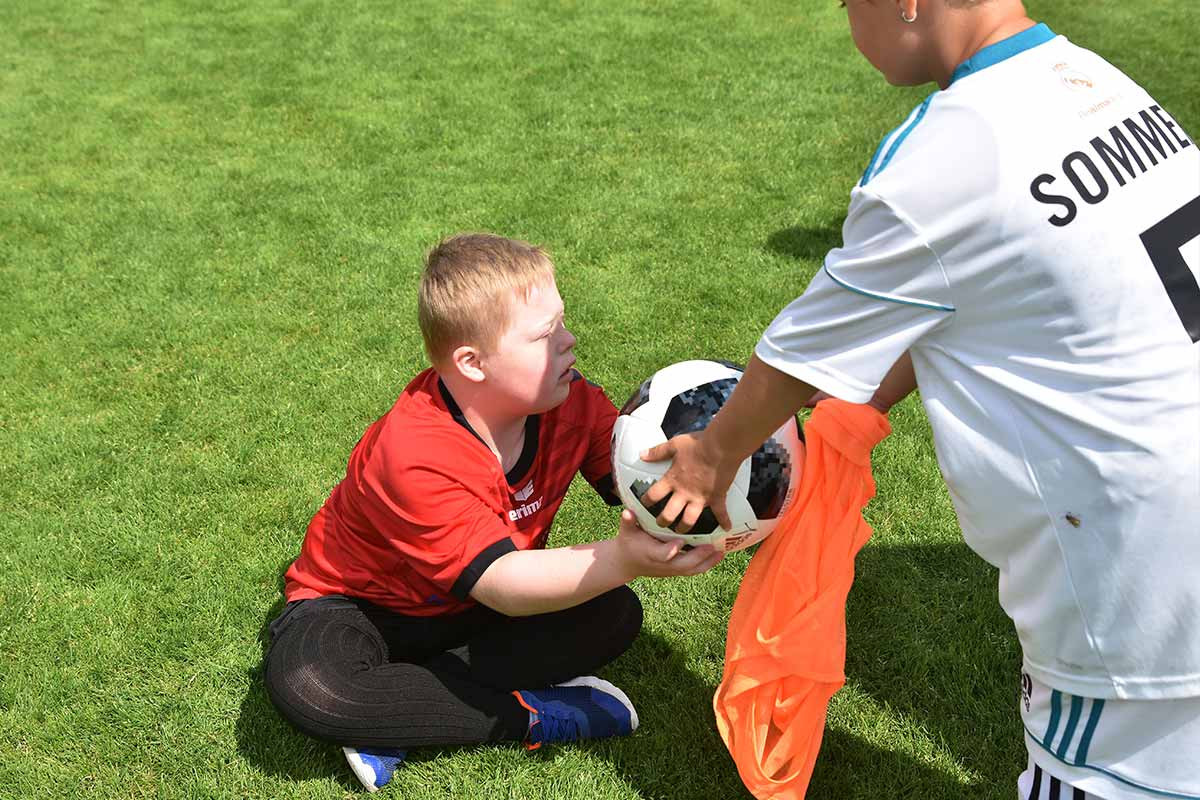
[418, 233, 556, 366]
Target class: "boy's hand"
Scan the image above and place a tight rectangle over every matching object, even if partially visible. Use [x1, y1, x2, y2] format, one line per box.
[639, 431, 739, 533]
[615, 509, 724, 578]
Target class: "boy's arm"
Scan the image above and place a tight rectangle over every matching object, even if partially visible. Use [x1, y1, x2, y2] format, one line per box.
[470, 510, 723, 617]
[867, 351, 916, 412]
[641, 352, 916, 533]
[807, 351, 916, 412]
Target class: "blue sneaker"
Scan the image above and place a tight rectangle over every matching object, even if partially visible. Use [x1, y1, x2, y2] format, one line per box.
[512, 676, 639, 750]
[342, 746, 406, 793]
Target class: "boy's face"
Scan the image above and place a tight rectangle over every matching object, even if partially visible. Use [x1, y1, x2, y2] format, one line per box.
[844, 0, 930, 87]
[482, 279, 578, 415]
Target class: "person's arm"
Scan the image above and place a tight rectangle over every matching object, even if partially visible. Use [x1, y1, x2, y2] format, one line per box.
[867, 351, 916, 412]
[641, 351, 917, 534]
[806, 351, 917, 412]
[640, 354, 818, 533]
[470, 510, 723, 617]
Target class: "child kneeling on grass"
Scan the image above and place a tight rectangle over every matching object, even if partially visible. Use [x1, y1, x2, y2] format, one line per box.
[264, 233, 723, 792]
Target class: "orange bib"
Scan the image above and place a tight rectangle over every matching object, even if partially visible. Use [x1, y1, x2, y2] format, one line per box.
[713, 399, 891, 799]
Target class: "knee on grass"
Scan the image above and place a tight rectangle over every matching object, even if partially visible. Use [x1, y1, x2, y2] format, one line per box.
[263, 612, 390, 742]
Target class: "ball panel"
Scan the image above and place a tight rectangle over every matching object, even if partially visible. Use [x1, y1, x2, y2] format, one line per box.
[720, 527, 770, 553]
[660, 377, 738, 439]
[618, 376, 653, 416]
[721, 490, 758, 536]
[611, 415, 667, 470]
[732, 456, 752, 495]
[646, 360, 741, 404]
[614, 463, 671, 537]
[747, 434, 793, 520]
[611, 358, 804, 554]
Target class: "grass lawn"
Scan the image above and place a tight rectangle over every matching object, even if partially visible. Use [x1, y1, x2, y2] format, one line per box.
[2, 1, 1196, 798]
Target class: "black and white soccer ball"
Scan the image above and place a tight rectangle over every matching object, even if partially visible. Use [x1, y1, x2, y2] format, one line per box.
[611, 360, 805, 553]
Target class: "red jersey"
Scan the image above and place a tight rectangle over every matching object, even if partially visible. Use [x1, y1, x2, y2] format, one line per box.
[284, 368, 620, 616]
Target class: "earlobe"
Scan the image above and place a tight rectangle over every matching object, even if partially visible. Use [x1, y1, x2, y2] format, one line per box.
[451, 345, 486, 383]
[899, 0, 918, 23]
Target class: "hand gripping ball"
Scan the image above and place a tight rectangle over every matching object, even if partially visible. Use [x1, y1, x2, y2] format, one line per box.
[611, 360, 804, 553]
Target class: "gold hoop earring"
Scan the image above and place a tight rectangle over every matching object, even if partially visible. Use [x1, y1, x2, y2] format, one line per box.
[900, 9, 917, 23]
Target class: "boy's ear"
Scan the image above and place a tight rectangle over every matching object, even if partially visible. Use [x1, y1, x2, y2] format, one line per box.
[450, 344, 486, 384]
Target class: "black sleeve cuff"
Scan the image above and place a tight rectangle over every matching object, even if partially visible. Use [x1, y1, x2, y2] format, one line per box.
[590, 473, 623, 506]
[450, 537, 518, 600]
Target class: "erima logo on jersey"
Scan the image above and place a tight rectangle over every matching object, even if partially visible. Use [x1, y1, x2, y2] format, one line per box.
[510, 480, 542, 521]
[509, 497, 543, 521]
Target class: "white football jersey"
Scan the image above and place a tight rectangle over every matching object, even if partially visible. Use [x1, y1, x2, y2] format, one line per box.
[757, 25, 1200, 700]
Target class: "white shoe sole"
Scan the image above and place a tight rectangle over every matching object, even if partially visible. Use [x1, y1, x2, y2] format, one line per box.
[555, 675, 640, 732]
[342, 747, 381, 794]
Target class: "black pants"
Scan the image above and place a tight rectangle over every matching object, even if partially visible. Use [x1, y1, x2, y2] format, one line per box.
[263, 587, 643, 749]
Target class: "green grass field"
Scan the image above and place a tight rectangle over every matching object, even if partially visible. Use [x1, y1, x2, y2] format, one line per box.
[2, 1, 1196, 798]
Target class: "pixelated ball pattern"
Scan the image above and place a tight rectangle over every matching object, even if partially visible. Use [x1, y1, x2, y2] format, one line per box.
[659, 378, 739, 439]
[747, 437, 792, 519]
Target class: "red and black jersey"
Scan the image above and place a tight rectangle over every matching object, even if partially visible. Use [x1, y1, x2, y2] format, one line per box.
[284, 368, 620, 616]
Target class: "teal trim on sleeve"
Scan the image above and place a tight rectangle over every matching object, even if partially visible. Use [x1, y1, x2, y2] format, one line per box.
[861, 95, 934, 186]
[869, 95, 933, 185]
[860, 135, 890, 187]
[949, 23, 1055, 86]
[822, 263, 955, 313]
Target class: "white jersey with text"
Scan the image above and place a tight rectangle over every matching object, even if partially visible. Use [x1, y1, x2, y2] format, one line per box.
[757, 24, 1200, 700]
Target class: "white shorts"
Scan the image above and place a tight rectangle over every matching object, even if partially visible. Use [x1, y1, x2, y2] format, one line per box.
[1018, 671, 1200, 800]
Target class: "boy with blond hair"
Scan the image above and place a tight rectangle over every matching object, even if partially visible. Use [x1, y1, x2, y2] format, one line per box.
[644, 1, 1199, 797]
[265, 233, 722, 792]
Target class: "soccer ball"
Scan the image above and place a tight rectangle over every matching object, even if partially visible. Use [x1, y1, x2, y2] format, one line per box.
[611, 359, 804, 553]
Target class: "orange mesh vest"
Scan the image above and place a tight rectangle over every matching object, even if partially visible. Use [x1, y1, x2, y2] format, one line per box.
[714, 399, 891, 799]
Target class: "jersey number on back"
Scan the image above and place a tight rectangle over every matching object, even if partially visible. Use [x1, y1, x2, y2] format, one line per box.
[1141, 195, 1200, 343]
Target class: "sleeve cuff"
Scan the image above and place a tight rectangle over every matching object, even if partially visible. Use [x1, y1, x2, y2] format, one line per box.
[754, 337, 876, 405]
[450, 537, 518, 600]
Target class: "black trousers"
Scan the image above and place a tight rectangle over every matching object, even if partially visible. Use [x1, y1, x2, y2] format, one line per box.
[263, 587, 643, 749]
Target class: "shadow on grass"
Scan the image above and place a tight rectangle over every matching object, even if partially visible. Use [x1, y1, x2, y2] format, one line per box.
[586, 630, 980, 800]
[821, 540, 1024, 799]
[597, 545, 1018, 799]
[233, 590, 361, 788]
[233, 563, 363, 789]
[764, 223, 843, 264]
[233, 541, 1018, 799]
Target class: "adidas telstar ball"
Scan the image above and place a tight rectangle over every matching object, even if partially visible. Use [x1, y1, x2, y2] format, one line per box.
[611, 360, 804, 553]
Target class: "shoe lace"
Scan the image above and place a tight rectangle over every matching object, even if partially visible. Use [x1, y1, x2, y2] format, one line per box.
[537, 708, 582, 743]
